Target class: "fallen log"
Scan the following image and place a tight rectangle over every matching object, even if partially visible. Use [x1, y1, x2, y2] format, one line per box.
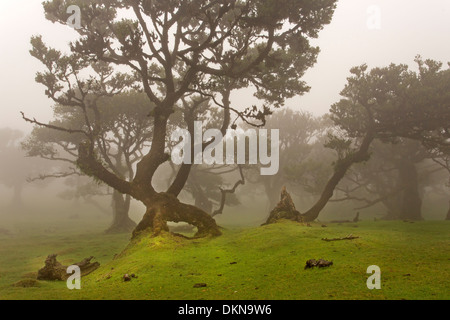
[37, 254, 100, 281]
[321, 234, 359, 242]
[304, 259, 333, 269]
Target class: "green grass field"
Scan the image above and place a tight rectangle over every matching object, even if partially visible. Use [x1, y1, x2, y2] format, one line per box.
[0, 218, 448, 300]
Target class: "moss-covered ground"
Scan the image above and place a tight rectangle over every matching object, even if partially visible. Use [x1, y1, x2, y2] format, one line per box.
[0, 219, 448, 300]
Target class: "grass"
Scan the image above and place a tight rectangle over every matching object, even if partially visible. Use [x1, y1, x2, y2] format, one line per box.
[0, 219, 449, 300]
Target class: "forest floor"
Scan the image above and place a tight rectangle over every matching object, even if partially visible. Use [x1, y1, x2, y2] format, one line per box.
[0, 218, 448, 300]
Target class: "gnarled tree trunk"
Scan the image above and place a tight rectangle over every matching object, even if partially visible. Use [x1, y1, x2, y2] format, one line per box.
[77, 104, 224, 240]
[105, 190, 136, 234]
[299, 134, 374, 222]
[397, 160, 423, 220]
[264, 133, 374, 225]
[132, 192, 221, 239]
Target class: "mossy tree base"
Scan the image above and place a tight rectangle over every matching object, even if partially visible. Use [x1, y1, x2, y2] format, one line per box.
[132, 192, 221, 239]
[263, 187, 303, 225]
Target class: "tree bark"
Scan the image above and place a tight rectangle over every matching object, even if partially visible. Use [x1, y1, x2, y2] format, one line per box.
[299, 134, 374, 222]
[262, 186, 301, 225]
[397, 160, 423, 220]
[264, 134, 374, 225]
[105, 190, 137, 234]
[37, 254, 99, 281]
[132, 192, 221, 239]
[76, 106, 223, 239]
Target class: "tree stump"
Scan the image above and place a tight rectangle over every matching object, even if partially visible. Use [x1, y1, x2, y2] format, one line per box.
[263, 187, 302, 225]
[37, 254, 100, 281]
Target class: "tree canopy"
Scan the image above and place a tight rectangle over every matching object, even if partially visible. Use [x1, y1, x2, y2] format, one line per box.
[24, 0, 338, 237]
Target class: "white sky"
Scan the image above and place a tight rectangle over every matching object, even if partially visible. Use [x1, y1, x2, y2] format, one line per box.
[0, 0, 449, 132]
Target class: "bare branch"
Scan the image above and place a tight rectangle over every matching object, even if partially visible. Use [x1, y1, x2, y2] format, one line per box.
[212, 165, 245, 217]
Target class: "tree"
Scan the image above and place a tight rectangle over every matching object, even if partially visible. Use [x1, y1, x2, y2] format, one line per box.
[313, 58, 450, 220]
[24, 0, 337, 238]
[183, 164, 241, 215]
[266, 58, 450, 224]
[56, 175, 112, 217]
[0, 128, 56, 211]
[330, 139, 444, 220]
[0, 128, 27, 209]
[244, 109, 328, 210]
[429, 144, 450, 220]
[23, 91, 153, 233]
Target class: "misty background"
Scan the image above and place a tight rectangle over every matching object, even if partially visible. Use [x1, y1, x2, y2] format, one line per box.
[0, 0, 449, 232]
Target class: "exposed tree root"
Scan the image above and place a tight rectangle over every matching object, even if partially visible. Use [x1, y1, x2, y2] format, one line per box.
[132, 192, 221, 239]
[37, 254, 100, 281]
[321, 234, 359, 242]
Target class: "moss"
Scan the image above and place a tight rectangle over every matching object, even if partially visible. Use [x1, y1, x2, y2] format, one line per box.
[1, 220, 449, 299]
[12, 279, 41, 288]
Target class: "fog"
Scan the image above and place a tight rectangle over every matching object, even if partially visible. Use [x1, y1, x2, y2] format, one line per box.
[0, 0, 449, 224]
[2, 1, 450, 130]
[0, 0, 448, 302]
